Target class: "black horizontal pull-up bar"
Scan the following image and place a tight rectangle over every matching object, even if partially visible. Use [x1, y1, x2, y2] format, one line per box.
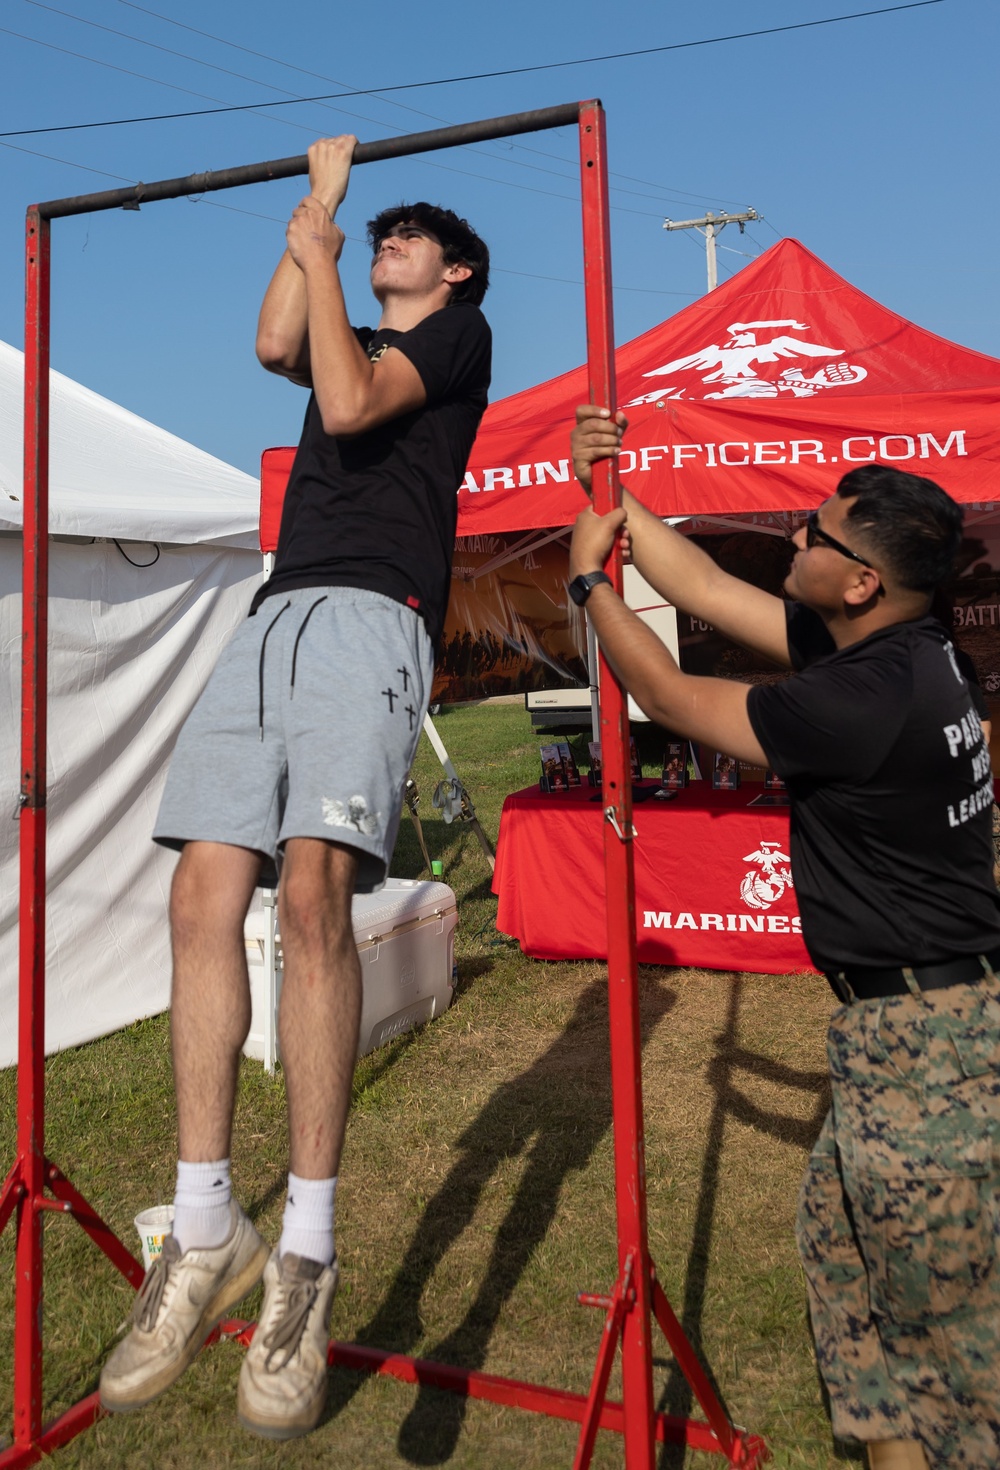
[37, 100, 585, 220]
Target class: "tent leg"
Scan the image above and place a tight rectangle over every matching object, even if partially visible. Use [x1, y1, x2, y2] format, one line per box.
[261, 889, 278, 1074]
[404, 775, 433, 874]
[422, 712, 496, 869]
[585, 613, 600, 745]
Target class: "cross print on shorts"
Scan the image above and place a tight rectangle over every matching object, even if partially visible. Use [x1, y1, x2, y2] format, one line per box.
[382, 687, 398, 713]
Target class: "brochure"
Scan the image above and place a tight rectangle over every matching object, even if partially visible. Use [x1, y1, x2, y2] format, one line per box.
[712, 751, 741, 791]
[661, 740, 689, 790]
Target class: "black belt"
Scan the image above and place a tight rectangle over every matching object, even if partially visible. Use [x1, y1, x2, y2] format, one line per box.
[825, 945, 1000, 1004]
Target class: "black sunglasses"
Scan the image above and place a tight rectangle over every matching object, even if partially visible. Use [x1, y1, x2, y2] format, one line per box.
[805, 510, 880, 574]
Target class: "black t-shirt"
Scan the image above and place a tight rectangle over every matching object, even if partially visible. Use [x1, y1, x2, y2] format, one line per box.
[746, 604, 1000, 973]
[785, 603, 992, 720]
[251, 302, 491, 645]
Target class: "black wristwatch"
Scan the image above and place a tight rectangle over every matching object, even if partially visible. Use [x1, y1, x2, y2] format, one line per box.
[568, 570, 612, 606]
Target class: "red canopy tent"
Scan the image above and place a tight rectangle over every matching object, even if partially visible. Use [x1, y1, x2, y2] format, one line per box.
[456, 236, 1000, 530]
[261, 238, 1000, 543]
[259, 239, 1000, 707]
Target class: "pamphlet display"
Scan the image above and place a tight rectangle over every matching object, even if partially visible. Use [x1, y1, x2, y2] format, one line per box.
[588, 740, 602, 788]
[559, 741, 581, 787]
[661, 741, 689, 790]
[586, 738, 640, 790]
[540, 743, 565, 792]
[539, 740, 582, 793]
[748, 769, 790, 807]
[712, 751, 741, 791]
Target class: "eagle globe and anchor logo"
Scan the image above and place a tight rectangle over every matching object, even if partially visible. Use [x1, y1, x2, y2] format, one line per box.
[740, 841, 794, 911]
[642, 837, 799, 934]
[624, 318, 868, 406]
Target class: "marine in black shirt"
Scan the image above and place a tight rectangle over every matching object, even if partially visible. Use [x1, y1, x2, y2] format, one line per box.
[568, 411, 1000, 1470]
[750, 604, 998, 973]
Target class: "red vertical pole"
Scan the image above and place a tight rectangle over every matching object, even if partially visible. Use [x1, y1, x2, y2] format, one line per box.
[578, 103, 655, 1469]
[15, 205, 51, 1451]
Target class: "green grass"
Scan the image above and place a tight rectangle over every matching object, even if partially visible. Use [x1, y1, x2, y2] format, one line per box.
[0, 703, 858, 1468]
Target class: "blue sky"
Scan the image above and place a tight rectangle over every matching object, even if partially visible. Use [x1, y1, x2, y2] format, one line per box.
[0, 0, 995, 476]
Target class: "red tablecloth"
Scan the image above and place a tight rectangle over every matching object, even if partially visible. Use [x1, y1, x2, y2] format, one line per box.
[492, 782, 815, 974]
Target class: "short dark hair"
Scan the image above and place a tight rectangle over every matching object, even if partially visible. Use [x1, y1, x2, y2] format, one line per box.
[837, 463, 963, 592]
[366, 202, 490, 307]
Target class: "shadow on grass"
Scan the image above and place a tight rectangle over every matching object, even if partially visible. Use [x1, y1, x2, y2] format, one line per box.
[450, 955, 495, 1001]
[656, 974, 829, 1469]
[326, 973, 677, 1463]
[394, 802, 496, 891]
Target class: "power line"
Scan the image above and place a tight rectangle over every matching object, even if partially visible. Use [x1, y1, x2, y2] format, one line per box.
[0, 35, 682, 224]
[109, 0, 758, 210]
[401, 155, 664, 218]
[23, 0, 313, 92]
[2, 11, 748, 220]
[18, 0, 469, 144]
[0, 24, 318, 136]
[0, 136, 134, 184]
[0, 2, 944, 141]
[112, 0, 463, 130]
[492, 268, 694, 297]
[0, 137, 692, 297]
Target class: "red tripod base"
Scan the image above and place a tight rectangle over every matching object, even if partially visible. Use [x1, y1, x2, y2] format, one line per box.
[0, 1334, 767, 1470]
[0, 1154, 144, 1470]
[0, 1393, 102, 1470]
[218, 1249, 768, 1468]
[0, 1186, 768, 1470]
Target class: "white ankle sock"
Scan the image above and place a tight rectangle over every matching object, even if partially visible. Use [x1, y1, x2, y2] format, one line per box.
[172, 1158, 232, 1253]
[277, 1173, 336, 1266]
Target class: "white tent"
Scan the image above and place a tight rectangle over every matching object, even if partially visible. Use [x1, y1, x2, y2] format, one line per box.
[0, 342, 262, 1067]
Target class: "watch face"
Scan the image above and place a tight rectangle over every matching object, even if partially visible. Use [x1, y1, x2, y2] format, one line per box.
[569, 571, 609, 606]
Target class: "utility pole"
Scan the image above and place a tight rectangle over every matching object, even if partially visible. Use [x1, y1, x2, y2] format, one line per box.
[663, 208, 758, 292]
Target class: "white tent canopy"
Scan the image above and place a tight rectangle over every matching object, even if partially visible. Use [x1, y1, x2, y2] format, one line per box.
[1, 342, 262, 1067]
[0, 340, 259, 547]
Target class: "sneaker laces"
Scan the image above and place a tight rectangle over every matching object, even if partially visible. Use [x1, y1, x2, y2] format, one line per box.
[132, 1237, 181, 1332]
[260, 1276, 319, 1372]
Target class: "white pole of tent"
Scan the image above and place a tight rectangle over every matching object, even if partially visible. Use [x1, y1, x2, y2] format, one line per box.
[261, 890, 278, 1074]
[422, 713, 495, 869]
[586, 612, 600, 745]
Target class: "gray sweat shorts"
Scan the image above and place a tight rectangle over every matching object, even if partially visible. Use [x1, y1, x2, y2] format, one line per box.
[154, 586, 435, 891]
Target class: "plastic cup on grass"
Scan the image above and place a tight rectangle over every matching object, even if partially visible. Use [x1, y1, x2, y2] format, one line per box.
[134, 1204, 174, 1271]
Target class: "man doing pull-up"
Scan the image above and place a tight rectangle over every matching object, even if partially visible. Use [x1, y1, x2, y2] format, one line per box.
[100, 135, 491, 1440]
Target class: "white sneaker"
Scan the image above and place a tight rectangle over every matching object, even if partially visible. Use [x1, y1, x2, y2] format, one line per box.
[100, 1201, 269, 1413]
[237, 1249, 338, 1439]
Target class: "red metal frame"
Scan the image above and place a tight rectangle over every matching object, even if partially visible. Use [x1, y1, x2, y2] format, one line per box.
[1, 104, 768, 1469]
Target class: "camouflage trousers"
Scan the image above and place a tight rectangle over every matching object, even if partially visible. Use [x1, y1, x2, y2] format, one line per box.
[796, 971, 1000, 1468]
